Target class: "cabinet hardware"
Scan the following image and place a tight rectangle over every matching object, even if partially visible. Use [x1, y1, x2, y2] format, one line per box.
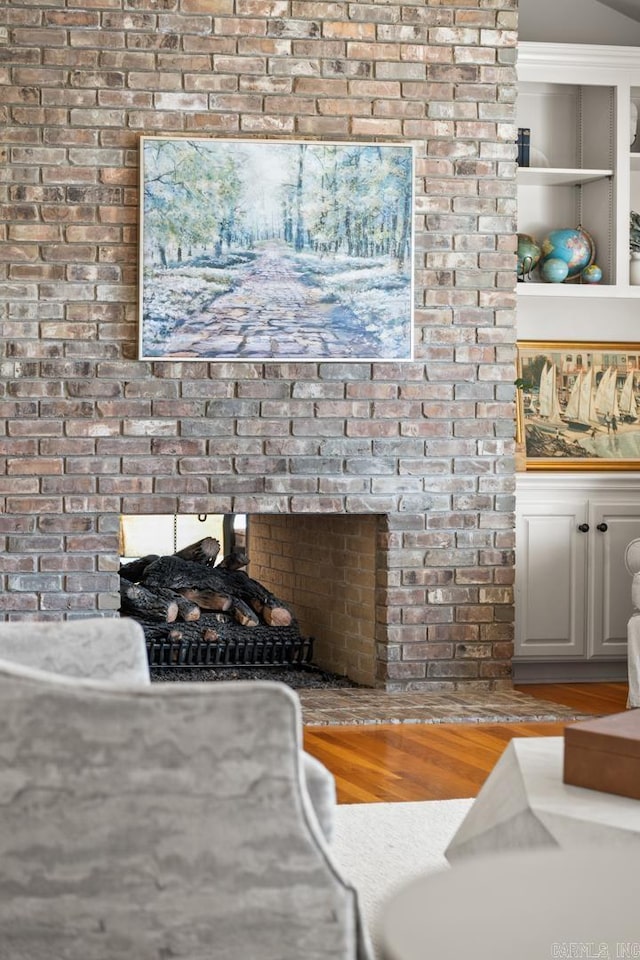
[596, 522, 608, 532]
[578, 523, 590, 532]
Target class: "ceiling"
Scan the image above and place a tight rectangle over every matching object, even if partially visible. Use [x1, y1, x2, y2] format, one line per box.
[596, 0, 640, 21]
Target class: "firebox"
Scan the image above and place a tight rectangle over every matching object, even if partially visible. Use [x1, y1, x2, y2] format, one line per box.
[119, 513, 379, 687]
[249, 514, 378, 686]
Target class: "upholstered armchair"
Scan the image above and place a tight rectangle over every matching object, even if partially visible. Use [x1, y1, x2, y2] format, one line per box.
[0, 617, 336, 840]
[0, 634, 371, 959]
[625, 539, 640, 707]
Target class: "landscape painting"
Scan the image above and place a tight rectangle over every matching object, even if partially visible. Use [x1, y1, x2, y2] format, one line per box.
[139, 137, 414, 362]
[517, 342, 640, 469]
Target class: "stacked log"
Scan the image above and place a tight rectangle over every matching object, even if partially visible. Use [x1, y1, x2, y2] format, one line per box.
[119, 537, 306, 666]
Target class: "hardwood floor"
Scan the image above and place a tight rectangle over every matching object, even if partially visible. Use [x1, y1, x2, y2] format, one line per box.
[303, 682, 629, 804]
[514, 681, 628, 716]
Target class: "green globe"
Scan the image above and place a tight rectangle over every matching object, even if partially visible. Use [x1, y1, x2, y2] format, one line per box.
[540, 227, 594, 278]
[517, 233, 542, 280]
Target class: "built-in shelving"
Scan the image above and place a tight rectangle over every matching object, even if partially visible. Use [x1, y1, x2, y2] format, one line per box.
[515, 44, 640, 679]
[517, 42, 640, 309]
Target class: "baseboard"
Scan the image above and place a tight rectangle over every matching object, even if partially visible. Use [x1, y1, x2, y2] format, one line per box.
[513, 660, 628, 683]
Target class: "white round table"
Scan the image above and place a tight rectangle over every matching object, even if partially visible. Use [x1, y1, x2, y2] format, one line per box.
[380, 846, 638, 960]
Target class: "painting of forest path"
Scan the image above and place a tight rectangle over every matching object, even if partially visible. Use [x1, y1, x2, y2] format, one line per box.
[139, 137, 414, 361]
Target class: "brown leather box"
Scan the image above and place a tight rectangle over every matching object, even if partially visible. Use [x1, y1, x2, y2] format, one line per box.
[563, 709, 640, 800]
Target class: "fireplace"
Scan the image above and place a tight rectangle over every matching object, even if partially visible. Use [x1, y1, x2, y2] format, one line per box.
[2, 0, 518, 695]
[115, 503, 514, 691]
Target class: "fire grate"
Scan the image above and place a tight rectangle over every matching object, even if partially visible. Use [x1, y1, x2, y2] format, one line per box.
[147, 632, 314, 669]
[138, 613, 314, 670]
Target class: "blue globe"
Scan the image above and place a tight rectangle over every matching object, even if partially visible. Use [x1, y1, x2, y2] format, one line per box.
[582, 263, 602, 284]
[540, 257, 569, 283]
[540, 227, 594, 278]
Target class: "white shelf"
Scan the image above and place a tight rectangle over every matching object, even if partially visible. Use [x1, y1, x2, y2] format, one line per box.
[518, 283, 619, 296]
[519, 283, 640, 297]
[517, 167, 613, 187]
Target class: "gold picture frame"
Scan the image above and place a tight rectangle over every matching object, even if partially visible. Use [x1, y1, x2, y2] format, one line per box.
[517, 341, 640, 471]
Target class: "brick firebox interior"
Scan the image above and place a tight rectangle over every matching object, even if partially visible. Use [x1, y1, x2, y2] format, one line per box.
[1, 0, 518, 691]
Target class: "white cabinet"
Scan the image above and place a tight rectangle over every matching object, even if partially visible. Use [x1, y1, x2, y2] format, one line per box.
[588, 498, 640, 658]
[516, 496, 588, 660]
[515, 475, 640, 681]
[517, 43, 640, 302]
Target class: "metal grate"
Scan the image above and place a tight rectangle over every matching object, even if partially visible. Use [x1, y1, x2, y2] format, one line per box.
[147, 634, 314, 669]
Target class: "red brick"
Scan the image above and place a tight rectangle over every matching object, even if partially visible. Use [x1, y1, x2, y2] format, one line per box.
[235, 0, 288, 13]
[318, 97, 372, 116]
[237, 38, 291, 55]
[7, 498, 63, 513]
[323, 21, 375, 39]
[182, 0, 233, 11]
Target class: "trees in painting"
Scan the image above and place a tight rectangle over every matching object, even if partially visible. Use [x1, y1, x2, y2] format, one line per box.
[140, 138, 414, 361]
[143, 141, 245, 267]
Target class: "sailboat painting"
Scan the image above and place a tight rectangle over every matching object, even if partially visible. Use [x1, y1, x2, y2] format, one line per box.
[517, 342, 640, 470]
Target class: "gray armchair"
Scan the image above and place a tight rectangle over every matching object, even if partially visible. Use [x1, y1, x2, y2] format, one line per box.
[0, 617, 336, 839]
[0, 661, 369, 959]
[0, 620, 369, 959]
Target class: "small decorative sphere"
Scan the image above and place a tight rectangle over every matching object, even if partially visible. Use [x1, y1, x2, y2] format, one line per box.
[582, 263, 602, 284]
[540, 257, 569, 283]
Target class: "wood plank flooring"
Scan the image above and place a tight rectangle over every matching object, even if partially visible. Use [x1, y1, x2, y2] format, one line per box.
[514, 681, 628, 716]
[303, 682, 629, 804]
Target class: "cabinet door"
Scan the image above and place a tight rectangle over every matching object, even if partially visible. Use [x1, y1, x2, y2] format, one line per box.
[587, 500, 640, 659]
[515, 499, 588, 659]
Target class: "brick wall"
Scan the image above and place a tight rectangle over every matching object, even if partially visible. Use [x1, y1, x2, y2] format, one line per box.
[0, 0, 518, 690]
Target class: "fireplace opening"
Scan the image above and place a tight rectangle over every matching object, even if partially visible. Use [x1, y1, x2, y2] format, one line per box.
[119, 514, 379, 687]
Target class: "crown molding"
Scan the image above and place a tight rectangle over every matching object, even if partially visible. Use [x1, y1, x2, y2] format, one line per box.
[519, 41, 640, 71]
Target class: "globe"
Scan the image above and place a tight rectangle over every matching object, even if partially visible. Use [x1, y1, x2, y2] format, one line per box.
[582, 263, 603, 284]
[540, 227, 595, 278]
[517, 233, 541, 280]
[540, 257, 569, 283]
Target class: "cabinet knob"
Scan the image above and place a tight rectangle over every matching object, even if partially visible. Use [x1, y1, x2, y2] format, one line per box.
[578, 523, 590, 533]
[596, 522, 608, 532]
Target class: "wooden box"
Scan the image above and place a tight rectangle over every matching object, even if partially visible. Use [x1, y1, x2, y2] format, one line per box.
[563, 709, 640, 800]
